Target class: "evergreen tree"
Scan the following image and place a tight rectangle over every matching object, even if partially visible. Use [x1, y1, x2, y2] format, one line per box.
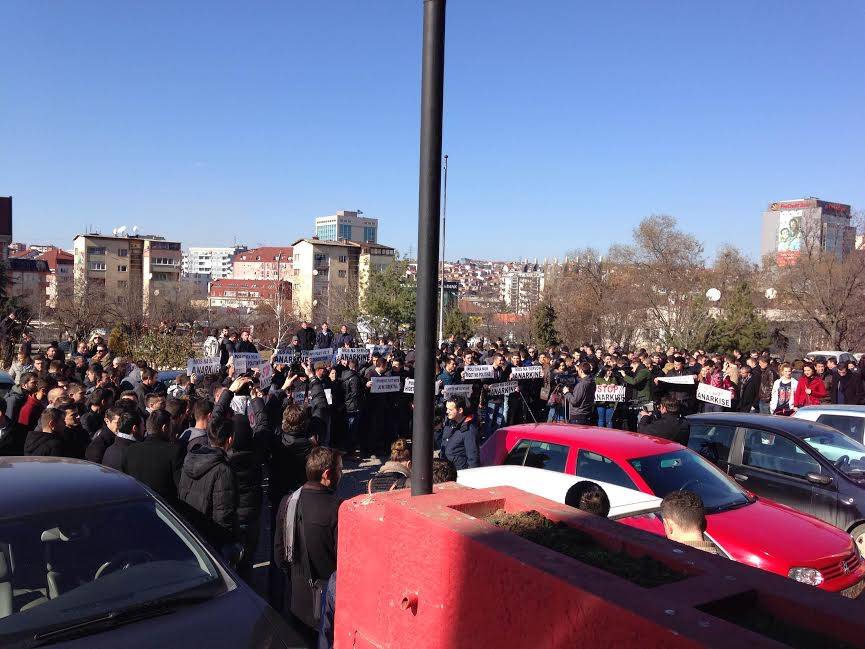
[361, 259, 417, 338]
[532, 302, 559, 349]
[443, 307, 473, 341]
[704, 279, 770, 353]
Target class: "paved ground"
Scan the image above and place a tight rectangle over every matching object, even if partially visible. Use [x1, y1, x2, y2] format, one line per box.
[248, 455, 383, 646]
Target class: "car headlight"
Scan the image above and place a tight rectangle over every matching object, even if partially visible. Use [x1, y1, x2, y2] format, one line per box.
[788, 567, 824, 586]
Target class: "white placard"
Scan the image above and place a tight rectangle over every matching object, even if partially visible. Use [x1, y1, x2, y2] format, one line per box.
[462, 365, 495, 380]
[337, 347, 371, 361]
[366, 344, 393, 357]
[186, 355, 221, 376]
[324, 388, 333, 405]
[231, 352, 261, 374]
[403, 378, 415, 394]
[594, 384, 626, 402]
[443, 384, 473, 399]
[487, 381, 518, 397]
[657, 375, 697, 385]
[303, 348, 334, 364]
[272, 351, 299, 365]
[509, 365, 543, 380]
[258, 362, 273, 390]
[203, 336, 218, 358]
[371, 376, 402, 393]
[697, 383, 732, 408]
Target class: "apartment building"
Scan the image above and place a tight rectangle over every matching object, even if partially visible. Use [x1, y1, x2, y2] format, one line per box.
[73, 233, 182, 315]
[314, 210, 378, 244]
[231, 246, 293, 280]
[208, 278, 292, 312]
[291, 238, 395, 322]
[182, 245, 247, 280]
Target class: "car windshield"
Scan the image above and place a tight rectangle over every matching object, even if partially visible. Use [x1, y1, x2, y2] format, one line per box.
[628, 449, 752, 513]
[0, 500, 224, 647]
[801, 429, 865, 477]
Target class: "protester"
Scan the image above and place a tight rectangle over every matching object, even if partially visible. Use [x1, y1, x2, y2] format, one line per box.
[101, 408, 141, 470]
[637, 395, 690, 444]
[793, 363, 827, 408]
[122, 409, 184, 504]
[562, 362, 596, 424]
[368, 438, 412, 493]
[436, 395, 479, 470]
[770, 363, 798, 416]
[24, 409, 66, 457]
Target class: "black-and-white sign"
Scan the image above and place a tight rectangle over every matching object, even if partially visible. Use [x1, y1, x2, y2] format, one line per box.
[272, 351, 299, 365]
[403, 378, 415, 394]
[697, 383, 731, 408]
[337, 347, 370, 361]
[509, 365, 543, 380]
[462, 365, 495, 380]
[187, 356, 220, 376]
[443, 384, 473, 399]
[371, 376, 402, 393]
[487, 381, 518, 397]
[657, 375, 697, 385]
[303, 348, 334, 364]
[231, 352, 261, 374]
[594, 384, 626, 402]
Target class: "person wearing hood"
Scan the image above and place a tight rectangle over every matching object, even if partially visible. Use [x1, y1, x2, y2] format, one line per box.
[368, 438, 411, 493]
[177, 417, 238, 553]
[24, 408, 67, 457]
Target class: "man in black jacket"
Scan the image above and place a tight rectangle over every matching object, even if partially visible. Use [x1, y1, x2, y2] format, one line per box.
[178, 418, 238, 552]
[340, 359, 363, 454]
[638, 396, 690, 445]
[737, 364, 760, 413]
[102, 409, 141, 470]
[218, 330, 237, 367]
[832, 365, 864, 405]
[235, 330, 258, 354]
[274, 446, 341, 631]
[562, 362, 596, 425]
[296, 322, 316, 351]
[122, 409, 184, 504]
[24, 409, 67, 457]
[6, 371, 36, 425]
[315, 322, 334, 350]
[307, 362, 332, 447]
[435, 396, 479, 470]
[332, 324, 354, 349]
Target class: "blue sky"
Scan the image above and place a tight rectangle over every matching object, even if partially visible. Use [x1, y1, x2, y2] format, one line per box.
[1, 1, 863, 261]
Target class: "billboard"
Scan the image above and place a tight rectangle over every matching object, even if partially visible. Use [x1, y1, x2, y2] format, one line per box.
[777, 210, 803, 251]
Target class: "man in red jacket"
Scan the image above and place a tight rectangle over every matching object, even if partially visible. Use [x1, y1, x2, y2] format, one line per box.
[17, 379, 50, 432]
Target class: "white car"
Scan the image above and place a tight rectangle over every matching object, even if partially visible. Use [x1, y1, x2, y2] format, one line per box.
[456, 465, 661, 518]
[806, 350, 858, 366]
[793, 405, 865, 444]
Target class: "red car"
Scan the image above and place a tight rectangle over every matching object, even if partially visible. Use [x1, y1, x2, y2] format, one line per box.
[481, 423, 865, 594]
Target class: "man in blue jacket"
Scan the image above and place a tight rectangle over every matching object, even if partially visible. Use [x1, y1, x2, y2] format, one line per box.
[436, 395, 479, 470]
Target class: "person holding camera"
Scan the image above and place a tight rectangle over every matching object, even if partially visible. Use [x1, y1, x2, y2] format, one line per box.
[637, 395, 690, 444]
[561, 362, 595, 425]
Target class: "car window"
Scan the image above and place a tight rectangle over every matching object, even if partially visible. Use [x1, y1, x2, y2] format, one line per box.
[503, 439, 531, 466]
[524, 441, 569, 472]
[576, 450, 637, 489]
[741, 429, 821, 479]
[816, 414, 865, 442]
[687, 424, 736, 464]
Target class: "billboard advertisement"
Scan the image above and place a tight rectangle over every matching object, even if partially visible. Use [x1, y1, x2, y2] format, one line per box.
[777, 209, 803, 253]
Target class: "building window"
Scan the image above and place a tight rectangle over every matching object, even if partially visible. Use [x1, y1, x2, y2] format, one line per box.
[88, 261, 106, 271]
[338, 255, 348, 263]
[117, 280, 128, 288]
[152, 257, 175, 266]
[117, 265, 127, 272]
[118, 248, 129, 257]
[338, 270, 347, 278]
[338, 223, 352, 240]
[151, 272, 171, 281]
[87, 246, 107, 255]
[363, 226, 376, 243]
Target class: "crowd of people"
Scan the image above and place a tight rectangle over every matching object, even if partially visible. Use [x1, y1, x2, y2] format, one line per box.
[3, 323, 863, 645]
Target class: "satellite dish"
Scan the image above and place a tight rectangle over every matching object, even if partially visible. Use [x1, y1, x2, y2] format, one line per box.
[765, 287, 777, 300]
[112, 228, 118, 237]
[117, 226, 127, 235]
[312, 299, 318, 306]
[312, 269, 319, 276]
[132, 225, 140, 234]
[153, 289, 160, 296]
[705, 288, 721, 302]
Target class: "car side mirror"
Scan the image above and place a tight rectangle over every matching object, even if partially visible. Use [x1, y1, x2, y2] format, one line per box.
[806, 472, 832, 486]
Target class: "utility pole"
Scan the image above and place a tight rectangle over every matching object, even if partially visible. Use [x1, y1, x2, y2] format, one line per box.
[411, 0, 446, 496]
[437, 154, 448, 345]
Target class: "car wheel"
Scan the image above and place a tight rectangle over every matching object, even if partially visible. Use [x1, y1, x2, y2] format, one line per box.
[851, 524, 865, 555]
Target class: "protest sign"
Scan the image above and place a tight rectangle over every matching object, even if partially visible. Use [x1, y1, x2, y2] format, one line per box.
[443, 384, 473, 399]
[371, 376, 402, 393]
[403, 378, 415, 394]
[462, 365, 495, 380]
[203, 336, 218, 358]
[366, 344, 393, 357]
[657, 375, 697, 385]
[337, 347, 370, 361]
[258, 362, 273, 390]
[230, 352, 261, 374]
[186, 355, 220, 377]
[487, 381, 518, 397]
[291, 389, 307, 405]
[324, 388, 333, 405]
[302, 348, 334, 364]
[272, 351, 299, 365]
[594, 384, 626, 402]
[509, 365, 543, 380]
[697, 383, 731, 408]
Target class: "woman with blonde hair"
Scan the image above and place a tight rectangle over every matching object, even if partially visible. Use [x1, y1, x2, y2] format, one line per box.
[722, 364, 739, 411]
[368, 438, 412, 493]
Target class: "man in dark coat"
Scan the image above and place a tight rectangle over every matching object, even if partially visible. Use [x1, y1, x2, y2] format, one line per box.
[562, 362, 596, 425]
[307, 362, 332, 446]
[177, 418, 238, 551]
[435, 395, 479, 470]
[5, 371, 36, 424]
[315, 322, 335, 350]
[235, 330, 258, 354]
[101, 410, 141, 470]
[638, 396, 690, 445]
[737, 364, 760, 413]
[332, 324, 354, 349]
[23, 409, 67, 457]
[219, 331, 237, 367]
[122, 410, 184, 504]
[274, 447, 341, 631]
[340, 359, 363, 454]
[832, 365, 864, 405]
[134, 368, 166, 412]
[296, 322, 316, 351]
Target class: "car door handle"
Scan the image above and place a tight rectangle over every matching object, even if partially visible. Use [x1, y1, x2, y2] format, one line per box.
[733, 473, 748, 482]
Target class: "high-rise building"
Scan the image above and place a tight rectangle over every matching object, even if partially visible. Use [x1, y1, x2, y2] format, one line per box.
[314, 210, 378, 244]
[760, 198, 856, 265]
[500, 261, 544, 315]
[182, 245, 247, 279]
[231, 246, 293, 281]
[73, 232, 182, 315]
[291, 238, 395, 322]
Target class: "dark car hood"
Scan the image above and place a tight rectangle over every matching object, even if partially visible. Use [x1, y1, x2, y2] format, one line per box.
[45, 587, 298, 649]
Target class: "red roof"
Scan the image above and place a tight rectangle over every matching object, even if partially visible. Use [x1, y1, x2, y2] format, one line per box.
[493, 312, 521, 324]
[233, 246, 293, 263]
[209, 277, 292, 301]
[38, 248, 74, 270]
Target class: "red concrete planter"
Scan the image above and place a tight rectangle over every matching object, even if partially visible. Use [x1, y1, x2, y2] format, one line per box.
[334, 483, 865, 649]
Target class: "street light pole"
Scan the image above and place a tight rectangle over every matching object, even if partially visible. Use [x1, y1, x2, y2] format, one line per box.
[437, 154, 448, 345]
[412, 0, 446, 497]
